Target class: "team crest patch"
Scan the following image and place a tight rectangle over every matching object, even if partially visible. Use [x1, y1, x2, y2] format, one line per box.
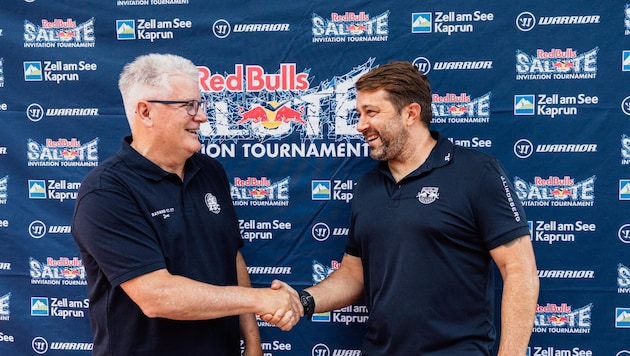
[417, 187, 439, 204]
[205, 193, 221, 214]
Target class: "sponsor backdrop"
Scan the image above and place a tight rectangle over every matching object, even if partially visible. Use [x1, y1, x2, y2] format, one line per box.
[0, 0, 629, 355]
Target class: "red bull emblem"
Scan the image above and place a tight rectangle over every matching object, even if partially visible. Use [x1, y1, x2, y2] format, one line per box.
[347, 24, 367, 34]
[548, 315, 569, 325]
[238, 101, 305, 129]
[447, 105, 468, 116]
[249, 188, 269, 199]
[57, 30, 76, 41]
[553, 61, 574, 72]
[61, 268, 81, 278]
[550, 188, 572, 198]
[61, 150, 79, 159]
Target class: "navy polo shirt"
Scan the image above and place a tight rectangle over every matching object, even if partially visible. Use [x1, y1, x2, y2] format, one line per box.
[346, 131, 530, 355]
[72, 137, 243, 356]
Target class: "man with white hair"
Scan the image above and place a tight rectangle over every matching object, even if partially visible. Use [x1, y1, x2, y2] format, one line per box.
[72, 53, 300, 355]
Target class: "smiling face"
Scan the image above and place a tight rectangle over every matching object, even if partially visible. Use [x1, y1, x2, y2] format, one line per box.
[129, 73, 209, 175]
[355, 89, 410, 162]
[147, 74, 207, 161]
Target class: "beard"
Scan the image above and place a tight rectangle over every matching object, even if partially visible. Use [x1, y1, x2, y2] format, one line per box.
[368, 115, 409, 161]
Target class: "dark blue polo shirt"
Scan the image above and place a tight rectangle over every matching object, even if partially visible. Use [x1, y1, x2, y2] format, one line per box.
[346, 131, 529, 355]
[72, 137, 243, 356]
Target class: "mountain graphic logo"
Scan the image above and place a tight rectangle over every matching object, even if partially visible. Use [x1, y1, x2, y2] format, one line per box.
[311, 180, 331, 200]
[31, 297, 49, 316]
[412, 13, 432, 33]
[23, 61, 42, 81]
[616, 308, 630, 328]
[28, 180, 46, 199]
[116, 20, 135, 40]
[514, 95, 535, 115]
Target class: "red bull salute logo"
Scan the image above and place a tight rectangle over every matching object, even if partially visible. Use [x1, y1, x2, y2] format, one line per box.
[533, 303, 592, 333]
[516, 47, 597, 80]
[514, 175, 595, 207]
[196, 60, 374, 159]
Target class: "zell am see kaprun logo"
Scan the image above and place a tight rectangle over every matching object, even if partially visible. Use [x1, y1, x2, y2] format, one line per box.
[116, 18, 193, 42]
[533, 303, 592, 334]
[514, 175, 595, 207]
[31, 296, 88, 319]
[312, 11, 389, 43]
[197, 59, 375, 159]
[24, 18, 95, 48]
[516, 47, 598, 80]
[230, 176, 289, 207]
[23, 60, 98, 84]
[28, 179, 81, 203]
[412, 10, 495, 35]
[514, 93, 599, 119]
[27, 138, 98, 167]
[431, 92, 491, 124]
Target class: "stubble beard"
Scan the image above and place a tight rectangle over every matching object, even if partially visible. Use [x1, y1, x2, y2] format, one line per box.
[369, 118, 409, 162]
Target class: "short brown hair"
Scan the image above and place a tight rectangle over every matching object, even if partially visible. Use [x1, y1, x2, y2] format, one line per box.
[355, 61, 432, 126]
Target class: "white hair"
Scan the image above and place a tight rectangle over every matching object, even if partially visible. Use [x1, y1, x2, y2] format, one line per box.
[118, 53, 199, 120]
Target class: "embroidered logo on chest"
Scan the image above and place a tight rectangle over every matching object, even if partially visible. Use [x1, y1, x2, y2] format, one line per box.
[151, 207, 175, 220]
[417, 187, 439, 204]
[205, 192, 221, 214]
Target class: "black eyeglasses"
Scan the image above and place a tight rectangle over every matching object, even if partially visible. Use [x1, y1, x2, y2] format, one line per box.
[147, 99, 207, 117]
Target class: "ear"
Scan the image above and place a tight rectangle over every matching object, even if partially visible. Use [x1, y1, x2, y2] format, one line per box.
[404, 102, 422, 126]
[135, 101, 154, 128]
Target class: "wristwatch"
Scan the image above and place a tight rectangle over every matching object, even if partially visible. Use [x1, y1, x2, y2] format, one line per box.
[298, 290, 315, 320]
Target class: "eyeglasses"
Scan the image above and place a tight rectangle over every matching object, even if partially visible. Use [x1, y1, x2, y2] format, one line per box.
[147, 99, 207, 117]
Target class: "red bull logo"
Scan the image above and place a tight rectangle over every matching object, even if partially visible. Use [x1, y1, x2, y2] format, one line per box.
[61, 268, 82, 278]
[550, 188, 572, 198]
[548, 315, 570, 325]
[60, 150, 80, 159]
[57, 30, 76, 41]
[249, 188, 269, 199]
[553, 61, 574, 72]
[347, 24, 367, 34]
[447, 105, 468, 116]
[238, 101, 305, 129]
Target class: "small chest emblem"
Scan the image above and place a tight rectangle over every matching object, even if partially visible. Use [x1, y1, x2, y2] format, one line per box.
[417, 187, 439, 205]
[205, 193, 221, 214]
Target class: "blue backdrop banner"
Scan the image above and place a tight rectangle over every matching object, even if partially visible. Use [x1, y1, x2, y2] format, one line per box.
[1, 1, 630, 355]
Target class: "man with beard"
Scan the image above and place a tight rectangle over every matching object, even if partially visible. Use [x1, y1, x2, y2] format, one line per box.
[287, 61, 539, 355]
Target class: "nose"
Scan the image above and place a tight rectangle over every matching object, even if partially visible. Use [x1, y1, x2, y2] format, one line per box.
[194, 109, 208, 123]
[356, 112, 368, 134]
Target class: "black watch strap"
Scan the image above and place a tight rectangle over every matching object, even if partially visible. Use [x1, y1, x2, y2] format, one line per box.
[298, 290, 315, 319]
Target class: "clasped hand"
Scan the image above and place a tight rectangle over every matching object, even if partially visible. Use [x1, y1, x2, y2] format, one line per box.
[257, 280, 302, 331]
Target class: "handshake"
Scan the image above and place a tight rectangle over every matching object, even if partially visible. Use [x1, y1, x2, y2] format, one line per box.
[255, 280, 308, 331]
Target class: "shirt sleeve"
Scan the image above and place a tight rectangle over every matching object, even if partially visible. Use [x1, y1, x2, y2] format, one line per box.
[72, 187, 166, 287]
[474, 158, 530, 250]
